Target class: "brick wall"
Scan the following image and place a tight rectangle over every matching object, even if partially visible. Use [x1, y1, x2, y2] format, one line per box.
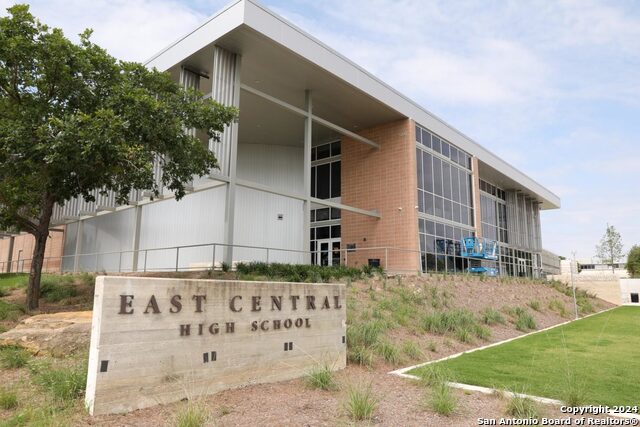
[341, 118, 419, 273]
[0, 226, 66, 273]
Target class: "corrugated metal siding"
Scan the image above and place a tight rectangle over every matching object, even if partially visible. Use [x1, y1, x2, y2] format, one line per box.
[76, 209, 135, 271]
[209, 46, 237, 177]
[137, 186, 226, 270]
[237, 143, 304, 194]
[234, 186, 304, 264]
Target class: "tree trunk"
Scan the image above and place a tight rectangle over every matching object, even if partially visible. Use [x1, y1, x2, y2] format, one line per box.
[26, 198, 54, 312]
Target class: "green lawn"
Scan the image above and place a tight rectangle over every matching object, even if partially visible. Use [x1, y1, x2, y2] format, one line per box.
[0, 273, 28, 294]
[411, 306, 640, 406]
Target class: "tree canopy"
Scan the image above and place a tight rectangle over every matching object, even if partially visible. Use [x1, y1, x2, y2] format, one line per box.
[595, 224, 624, 267]
[627, 245, 640, 278]
[0, 4, 238, 310]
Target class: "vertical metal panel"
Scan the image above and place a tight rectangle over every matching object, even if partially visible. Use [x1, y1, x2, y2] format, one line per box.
[137, 186, 226, 270]
[236, 144, 304, 194]
[234, 186, 304, 264]
[61, 221, 78, 272]
[77, 209, 134, 271]
[209, 46, 237, 177]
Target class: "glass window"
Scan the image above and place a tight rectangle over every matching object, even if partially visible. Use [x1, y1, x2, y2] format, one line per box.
[331, 161, 341, 198]
[331, 141, 341, 157]
[311, 147, 317, 161]
[416, 148, 423, 190]
[450, 146, 458, 164]
[315, 208, 330, 221]
[426, 220, 435, 235]
[316, 226, 330, 239]
[316, 163, 330, 199]
[421, 129, 431, 148]
[433, 157, 443, 196]
[432, 136, 441, 153]
[423, 152, 434, 193]
[331, 208, 341, 219]
[331, 225, 341, 238]
[316, 144, 331, 160]
[444, 199, 452, 220]
[434, 196, 444, 218]
[425, 193, 434, 215]
[311, 167, 316, 197]
[419, 218, 425, 233]
[435, 222, 445, 238]
[415, 125, 421, 143]
[418, 190, 424, 212]
[442, 163, 451, 200]
[451, 166, 460, 203]
[452, 202, 461, 223]
[441, 142, 450, 158]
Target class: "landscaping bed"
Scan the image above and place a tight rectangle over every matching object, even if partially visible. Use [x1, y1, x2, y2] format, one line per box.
[0, 267, 614, 426]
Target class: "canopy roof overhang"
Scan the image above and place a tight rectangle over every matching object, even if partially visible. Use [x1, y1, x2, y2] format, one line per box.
[145, 0, 560, 210]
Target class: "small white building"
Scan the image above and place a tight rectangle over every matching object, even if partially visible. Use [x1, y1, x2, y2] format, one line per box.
[620, 279, 640, 305]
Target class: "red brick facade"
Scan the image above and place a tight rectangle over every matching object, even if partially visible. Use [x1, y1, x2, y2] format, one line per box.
[0, 227, 66, 273]
[341, 118, 420, 273]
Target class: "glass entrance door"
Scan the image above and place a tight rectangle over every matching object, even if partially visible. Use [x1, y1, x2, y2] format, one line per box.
[316, 239, 341, 266]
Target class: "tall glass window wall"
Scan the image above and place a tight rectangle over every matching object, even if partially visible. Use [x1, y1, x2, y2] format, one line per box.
[418, 218, 475, 273]
[310, 141, 341, 266]
[415, 125, 474, 227]
[479, 180, 508, 244]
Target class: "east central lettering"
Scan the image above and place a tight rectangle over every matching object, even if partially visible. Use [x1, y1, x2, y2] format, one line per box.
[117, 294, 342, 315]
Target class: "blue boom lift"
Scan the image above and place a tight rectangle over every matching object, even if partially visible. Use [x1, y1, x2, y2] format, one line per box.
[460, 237, 499, 276]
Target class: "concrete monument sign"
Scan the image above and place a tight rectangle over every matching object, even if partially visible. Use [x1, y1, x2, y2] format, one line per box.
[85, 276, 346, 415]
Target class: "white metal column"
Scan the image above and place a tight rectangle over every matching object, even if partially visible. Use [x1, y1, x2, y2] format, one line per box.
[303, 90, 312, 264]
[223, 54, 241, 265]
[131, 205, 142, 272]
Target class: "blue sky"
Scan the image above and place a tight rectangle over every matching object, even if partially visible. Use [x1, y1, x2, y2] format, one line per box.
[2, 0, 638, 261]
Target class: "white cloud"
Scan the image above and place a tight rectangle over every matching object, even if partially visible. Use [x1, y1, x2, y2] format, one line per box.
[0, 0, 213, 62]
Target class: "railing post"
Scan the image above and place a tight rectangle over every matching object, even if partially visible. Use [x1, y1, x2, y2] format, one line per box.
[175, 247, 180, 272]
[95, 253, 99, 273]
[143, 250, 148, 272]
[212, 244, 216, 270]
[266, 248, 270, 265]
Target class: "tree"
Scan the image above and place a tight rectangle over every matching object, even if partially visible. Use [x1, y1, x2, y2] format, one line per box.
[0, 5, 237, 311]
[627, 246, 640, 278]
[595, 224, 624, 272]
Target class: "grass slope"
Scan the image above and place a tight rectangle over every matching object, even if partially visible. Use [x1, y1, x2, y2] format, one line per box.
[411, 306, 640, 406]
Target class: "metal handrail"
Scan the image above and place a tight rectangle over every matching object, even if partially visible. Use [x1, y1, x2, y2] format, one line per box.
[0, 241, 424, 275]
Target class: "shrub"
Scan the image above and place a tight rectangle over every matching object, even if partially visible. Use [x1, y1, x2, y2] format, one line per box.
[480, 308, 505, 325]
[347, 346, 374, 367]
[39, 280, 78, 303]
[305, 364, 337, 391]
[347, 321, 385, 349]
[420, 309, 490, 342]
[343, 383, 377, 421]
[174, 401, 210, 427]
[505, 394, 539, 419]
[427, 341, 437, 353]
[32, 364, 87, 404]
[419, 365, 453, 387]
[506, 307, 537, 331]
[0, 346, 30, 369]
[428, 381, 456, 416]
[402, 341, 424, 361]
[376, 341, 400, 364]
[548, 299, 568, 317]
[221, 262, 230, 272]
[0, 388, 18, 410]
[562, 373, 587, 406]
[527, 300, 542, 312]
